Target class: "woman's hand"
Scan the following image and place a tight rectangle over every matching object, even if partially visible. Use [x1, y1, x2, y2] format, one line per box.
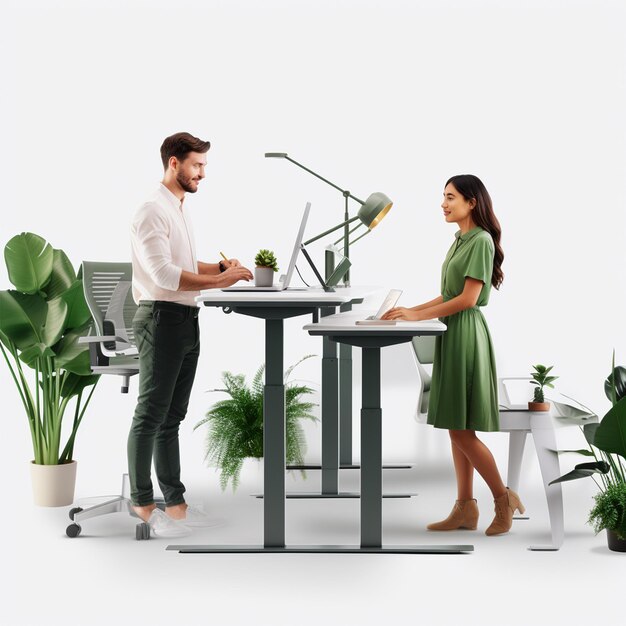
[381, 307, 423, 321]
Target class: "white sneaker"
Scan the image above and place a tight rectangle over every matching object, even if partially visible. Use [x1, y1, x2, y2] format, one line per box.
[179, 504, 225, 528]
[147, 508, 192, 538]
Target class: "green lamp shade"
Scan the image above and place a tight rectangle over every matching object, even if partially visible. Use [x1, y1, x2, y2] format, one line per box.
[358, 192, 392, 229]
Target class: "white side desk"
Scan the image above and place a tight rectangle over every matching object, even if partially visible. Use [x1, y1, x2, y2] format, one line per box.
[499, 397, 597, 551]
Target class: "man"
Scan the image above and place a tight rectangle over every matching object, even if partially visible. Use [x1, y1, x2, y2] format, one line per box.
[129, 132, 253, 536]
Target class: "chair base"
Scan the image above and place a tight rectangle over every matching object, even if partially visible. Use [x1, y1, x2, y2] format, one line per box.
[66, 474, 165, 537]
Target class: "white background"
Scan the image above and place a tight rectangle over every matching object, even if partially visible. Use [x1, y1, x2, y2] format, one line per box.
[1, 1, 625, 625]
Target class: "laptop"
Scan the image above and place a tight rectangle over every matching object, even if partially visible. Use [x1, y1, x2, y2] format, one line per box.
[355, 289, 402, 325]
[222, 202, 311, 292]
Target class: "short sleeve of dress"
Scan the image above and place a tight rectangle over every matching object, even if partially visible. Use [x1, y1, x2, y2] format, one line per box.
[464, 235, 494, 285]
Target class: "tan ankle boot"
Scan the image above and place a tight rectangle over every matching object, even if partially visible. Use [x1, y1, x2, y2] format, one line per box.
[485, 488, 525, 536]
[427, 499, 479, 531]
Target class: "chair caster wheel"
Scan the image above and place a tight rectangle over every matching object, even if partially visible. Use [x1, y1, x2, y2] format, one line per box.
[69, 507, 83, 520]
[136, 522, 151, 540]
[66, 523, 82, 538]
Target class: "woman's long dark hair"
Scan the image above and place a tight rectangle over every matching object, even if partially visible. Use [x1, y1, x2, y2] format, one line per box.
[445, 174, 504, 289]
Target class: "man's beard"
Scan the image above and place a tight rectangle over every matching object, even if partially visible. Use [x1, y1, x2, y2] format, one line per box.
[177, 173, 199, 193]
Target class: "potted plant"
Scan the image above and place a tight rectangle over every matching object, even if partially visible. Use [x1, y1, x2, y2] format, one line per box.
[528, 363, 558, 411]
[194, 355, 318, 490]
[0, 233, 100, 506]
[254, 249, 279, 287]
[550, 356, 626, 552]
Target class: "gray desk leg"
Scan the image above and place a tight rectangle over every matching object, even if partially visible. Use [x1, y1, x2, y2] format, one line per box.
[264, 318, 285, 548]
[361, 347, 382, 548]
[339, 302, 353, 466]
[321, 308, 339, 494]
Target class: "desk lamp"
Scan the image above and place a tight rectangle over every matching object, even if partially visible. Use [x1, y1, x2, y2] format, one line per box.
[265, 152, 392, 286]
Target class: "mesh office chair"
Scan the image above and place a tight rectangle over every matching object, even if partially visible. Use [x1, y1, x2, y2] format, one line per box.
[66, 261, 158, 540]
[409, 336, 596, 550]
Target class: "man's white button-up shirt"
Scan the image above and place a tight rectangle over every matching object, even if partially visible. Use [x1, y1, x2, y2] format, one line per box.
[131, 183, 199, 307]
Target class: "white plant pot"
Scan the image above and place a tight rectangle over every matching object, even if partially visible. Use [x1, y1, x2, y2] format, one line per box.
[30, 460, 77, 507]
[255, 267, 275, 287]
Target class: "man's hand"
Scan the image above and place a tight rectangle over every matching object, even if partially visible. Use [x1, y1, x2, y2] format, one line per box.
[220, 264, 253, 287]
[221, 257, 242, 269]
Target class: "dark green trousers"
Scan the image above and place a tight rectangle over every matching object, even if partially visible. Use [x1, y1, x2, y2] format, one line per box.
[128, 301, 200, 506]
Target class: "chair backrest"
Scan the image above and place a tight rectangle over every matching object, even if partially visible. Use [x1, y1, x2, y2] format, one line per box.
[410, 335, 437, 420]
[81, 261, 137, 354]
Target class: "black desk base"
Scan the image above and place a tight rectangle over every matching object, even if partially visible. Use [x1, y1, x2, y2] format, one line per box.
[253, 492, 416, 499]
[167, 544, 474, 554]
[287, 463, 413, 470]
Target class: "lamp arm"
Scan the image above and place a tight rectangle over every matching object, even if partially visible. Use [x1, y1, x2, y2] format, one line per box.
[303, 215, 360, 246]
[346, 229, 371, 247]
[333, 222, 365, 247]
[283, 156, 366, 204]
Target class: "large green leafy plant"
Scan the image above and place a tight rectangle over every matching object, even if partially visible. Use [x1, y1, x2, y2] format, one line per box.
[195, 355, 318, 490]
[0, 233, 99, 465]
[550, 356, 626, 539]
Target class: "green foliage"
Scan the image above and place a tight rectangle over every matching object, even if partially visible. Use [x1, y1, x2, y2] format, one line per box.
[254, 249, 279, 272]
[604, 365, 626, 405]
[195, 355, 318, 491]
[529, 364, 558, 403]
[588, 482, 626, 540]
[0, 233, 99, 464]
[549, 352, 626, 539]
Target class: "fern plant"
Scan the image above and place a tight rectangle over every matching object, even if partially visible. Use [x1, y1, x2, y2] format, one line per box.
[194, 355, 318, 490]
[588, 482, 626, 539]
[254, 249, 279, 272]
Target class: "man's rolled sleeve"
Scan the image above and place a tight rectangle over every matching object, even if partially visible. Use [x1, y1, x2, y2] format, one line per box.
[133, 206, 183, 291]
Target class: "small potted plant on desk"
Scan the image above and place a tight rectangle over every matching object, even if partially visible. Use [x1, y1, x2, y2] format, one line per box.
[549, 357, 626, 552]
[254, 249, 279, 287]
[528, 364, 558, 411]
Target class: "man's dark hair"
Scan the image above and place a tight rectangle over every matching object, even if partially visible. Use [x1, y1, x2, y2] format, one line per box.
[160, 132, 211, 170]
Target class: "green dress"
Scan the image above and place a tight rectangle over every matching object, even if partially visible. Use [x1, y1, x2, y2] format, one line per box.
[426, 226, 499, 432]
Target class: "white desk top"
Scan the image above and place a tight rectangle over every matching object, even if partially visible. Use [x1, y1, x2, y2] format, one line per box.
[196, 285, 382, 305]
[303, 311, 447, 333]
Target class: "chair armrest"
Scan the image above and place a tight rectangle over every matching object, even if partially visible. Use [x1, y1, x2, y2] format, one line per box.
[78, 336, 124, 344]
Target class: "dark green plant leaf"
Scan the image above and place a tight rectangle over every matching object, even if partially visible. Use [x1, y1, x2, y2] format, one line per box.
[4, 232, 54, 294]
[593, 397, 626, 459]
[605, 366, 626, 404]
[60, 372, 100, 398]
[18, 342, 55, 367]
[583, 423, 599, 447]
[44, 249, 76, 300]
[0, 290, 46, 349]
[549, 461, 610, 485]
[42, 296, 68, 346]
[54, 322, 92, 375]
[60, 280, 91, 330]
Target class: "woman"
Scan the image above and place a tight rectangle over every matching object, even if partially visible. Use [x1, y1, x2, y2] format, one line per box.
[382, 174, 524, 536]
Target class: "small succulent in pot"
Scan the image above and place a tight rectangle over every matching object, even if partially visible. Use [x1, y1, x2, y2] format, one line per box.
[254, 249, 279, 272]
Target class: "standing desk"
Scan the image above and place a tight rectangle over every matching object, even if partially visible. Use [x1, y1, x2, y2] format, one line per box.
[303, 311, 472, 553]
[168, 288, 367, 553]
